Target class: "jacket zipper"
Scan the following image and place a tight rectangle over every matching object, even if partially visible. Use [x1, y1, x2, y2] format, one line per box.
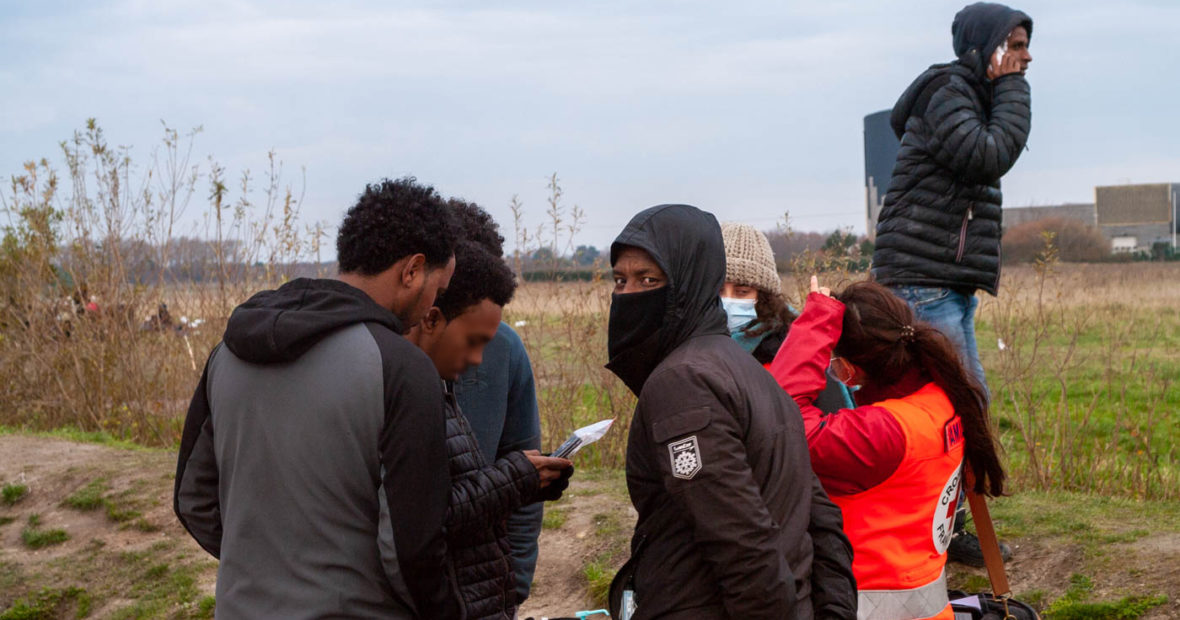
[955, 206, 973, 264]
[994, 235, 1002, 292]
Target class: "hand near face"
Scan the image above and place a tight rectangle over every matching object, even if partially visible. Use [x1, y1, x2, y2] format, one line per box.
[987, 48, 1023, 79]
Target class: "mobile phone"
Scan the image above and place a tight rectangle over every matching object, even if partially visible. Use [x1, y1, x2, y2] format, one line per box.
[992, 42, 1008, 68]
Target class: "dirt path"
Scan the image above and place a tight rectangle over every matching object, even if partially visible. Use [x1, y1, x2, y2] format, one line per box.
[2, 434, 1177, 618]
[0, 435, 216, 618]
[518, 473, 634, 618]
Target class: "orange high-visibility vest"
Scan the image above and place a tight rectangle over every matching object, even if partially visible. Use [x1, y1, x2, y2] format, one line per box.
[833, 383, 964, 620]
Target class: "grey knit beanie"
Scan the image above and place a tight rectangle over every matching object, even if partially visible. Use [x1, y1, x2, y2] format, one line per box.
[721, 222, 782, 296]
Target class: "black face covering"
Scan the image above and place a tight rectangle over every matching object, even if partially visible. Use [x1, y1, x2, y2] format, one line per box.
[606, 287, 668, 394]
[605, 204, 729, 395]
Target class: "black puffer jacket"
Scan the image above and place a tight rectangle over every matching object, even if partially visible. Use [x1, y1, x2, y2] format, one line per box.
[872, 3, 1032, 296]
[443, 384, 540, 620]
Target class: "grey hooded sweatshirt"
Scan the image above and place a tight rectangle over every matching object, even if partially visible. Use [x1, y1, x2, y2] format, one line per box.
[174, 278, 461, 619]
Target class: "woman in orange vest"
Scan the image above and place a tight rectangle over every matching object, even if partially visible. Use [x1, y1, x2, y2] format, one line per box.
[770, 277, 1006, 620]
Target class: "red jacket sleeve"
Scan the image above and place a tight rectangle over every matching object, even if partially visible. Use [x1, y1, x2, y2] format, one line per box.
[769, 292, 906, 497]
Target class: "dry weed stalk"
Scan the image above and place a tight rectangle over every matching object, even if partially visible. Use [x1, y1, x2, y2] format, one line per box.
[0, 120, 319, 445]
[986, 232, 1176, 499]
[503, 175, 632, 468]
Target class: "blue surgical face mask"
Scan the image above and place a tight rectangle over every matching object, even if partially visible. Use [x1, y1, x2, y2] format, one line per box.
[721, 297, 760, 352]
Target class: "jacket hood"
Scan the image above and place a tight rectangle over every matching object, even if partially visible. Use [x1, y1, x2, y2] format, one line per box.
[889, 63, 959, 139]
[889, 3, 1030, 139]
[223, 278, 401, 364]
[952, 2, 1032, 78]
[606, 204, 729, 389]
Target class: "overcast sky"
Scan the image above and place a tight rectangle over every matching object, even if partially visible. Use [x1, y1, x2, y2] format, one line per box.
[2, 0, 1178, 253]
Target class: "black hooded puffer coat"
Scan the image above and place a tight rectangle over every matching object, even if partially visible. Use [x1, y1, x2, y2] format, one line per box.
[872, 2, 1033, 296]
[606, 205, 855, 620]
[442, 385, 540, 620]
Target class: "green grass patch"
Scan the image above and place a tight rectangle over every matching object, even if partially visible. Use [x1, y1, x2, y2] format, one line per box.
[581, 556, 616, 608]
[0, 560, 26, 595]
[0, 516, 16, 527]
[1017, 588, 1051, 612]
[61, 479, 156, 531]
[542, 508, 567, 530]
[0, 426, 158, 452]
[0, 586, 90, 620]
[1043, 573, 1167, 619]
[2, 483, 29, 505]
[988, 491, 1180, 546]
[950, 574, 991, 593]
[195, 596, 216, 619]
[91, 547, 207, 619]
[144, 563, 170, 580]
[592, 512, 622, 537]
[3, 511, 213, 618]
[976, 291, 1180, 499]
[21, 515, 70, 549]
[108, 558, 202, 620]
[131, 518, 159, 533]
[104, 502, 141, 524]
[62, 480, 107, 511]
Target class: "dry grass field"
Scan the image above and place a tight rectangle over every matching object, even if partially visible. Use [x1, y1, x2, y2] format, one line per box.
[504, 262, 1180, 498]
[1, 262, 1178, 617]
[6, 120, 1175, 617]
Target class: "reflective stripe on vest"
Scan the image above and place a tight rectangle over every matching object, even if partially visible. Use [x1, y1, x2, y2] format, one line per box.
[857, 568, 950, 620]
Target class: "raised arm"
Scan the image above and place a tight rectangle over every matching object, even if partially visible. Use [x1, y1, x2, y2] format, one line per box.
[769, 292, 906, 496]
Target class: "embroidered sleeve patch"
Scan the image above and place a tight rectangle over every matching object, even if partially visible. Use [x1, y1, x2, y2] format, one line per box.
[668, 436, 703, 480]
[944, 417, 963, 452]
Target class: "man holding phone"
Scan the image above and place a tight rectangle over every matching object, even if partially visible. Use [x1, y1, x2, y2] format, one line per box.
[871, 2, 1032, 569]
[406, 237, 572, 620]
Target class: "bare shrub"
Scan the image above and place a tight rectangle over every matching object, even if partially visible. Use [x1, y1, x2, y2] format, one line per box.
[775, 214, 870, 307]
[984, 233, 1177, 499]
[504, 175, 633, 468]
[1003, 217, 1110, 264]
[0, 120, 319, 445]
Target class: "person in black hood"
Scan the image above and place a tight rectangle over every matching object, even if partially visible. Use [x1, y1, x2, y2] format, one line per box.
[174, 177, 463, 619]
[606, 204, 855, 620]
[872, 1, 1032, 388]
[871, 2, 1030, 571]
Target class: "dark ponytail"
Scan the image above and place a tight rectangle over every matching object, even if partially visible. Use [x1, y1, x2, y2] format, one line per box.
[743, 289, 797, 339]
[833, 281, 1005, 497]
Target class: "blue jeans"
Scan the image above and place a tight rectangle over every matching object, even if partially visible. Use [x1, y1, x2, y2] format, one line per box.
[890, 286, 988, 397]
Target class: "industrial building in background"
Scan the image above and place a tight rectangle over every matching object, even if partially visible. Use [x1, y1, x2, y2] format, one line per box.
[1095, 183, 1179, 253]
[1003, 203, 1096, 229]
[862, 110, 898, 241]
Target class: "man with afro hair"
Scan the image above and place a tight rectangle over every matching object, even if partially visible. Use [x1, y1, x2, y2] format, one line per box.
[176, 176, 464, 619]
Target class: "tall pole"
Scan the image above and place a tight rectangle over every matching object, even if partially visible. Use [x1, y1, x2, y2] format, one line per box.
[1172, 185, 1177, 250]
